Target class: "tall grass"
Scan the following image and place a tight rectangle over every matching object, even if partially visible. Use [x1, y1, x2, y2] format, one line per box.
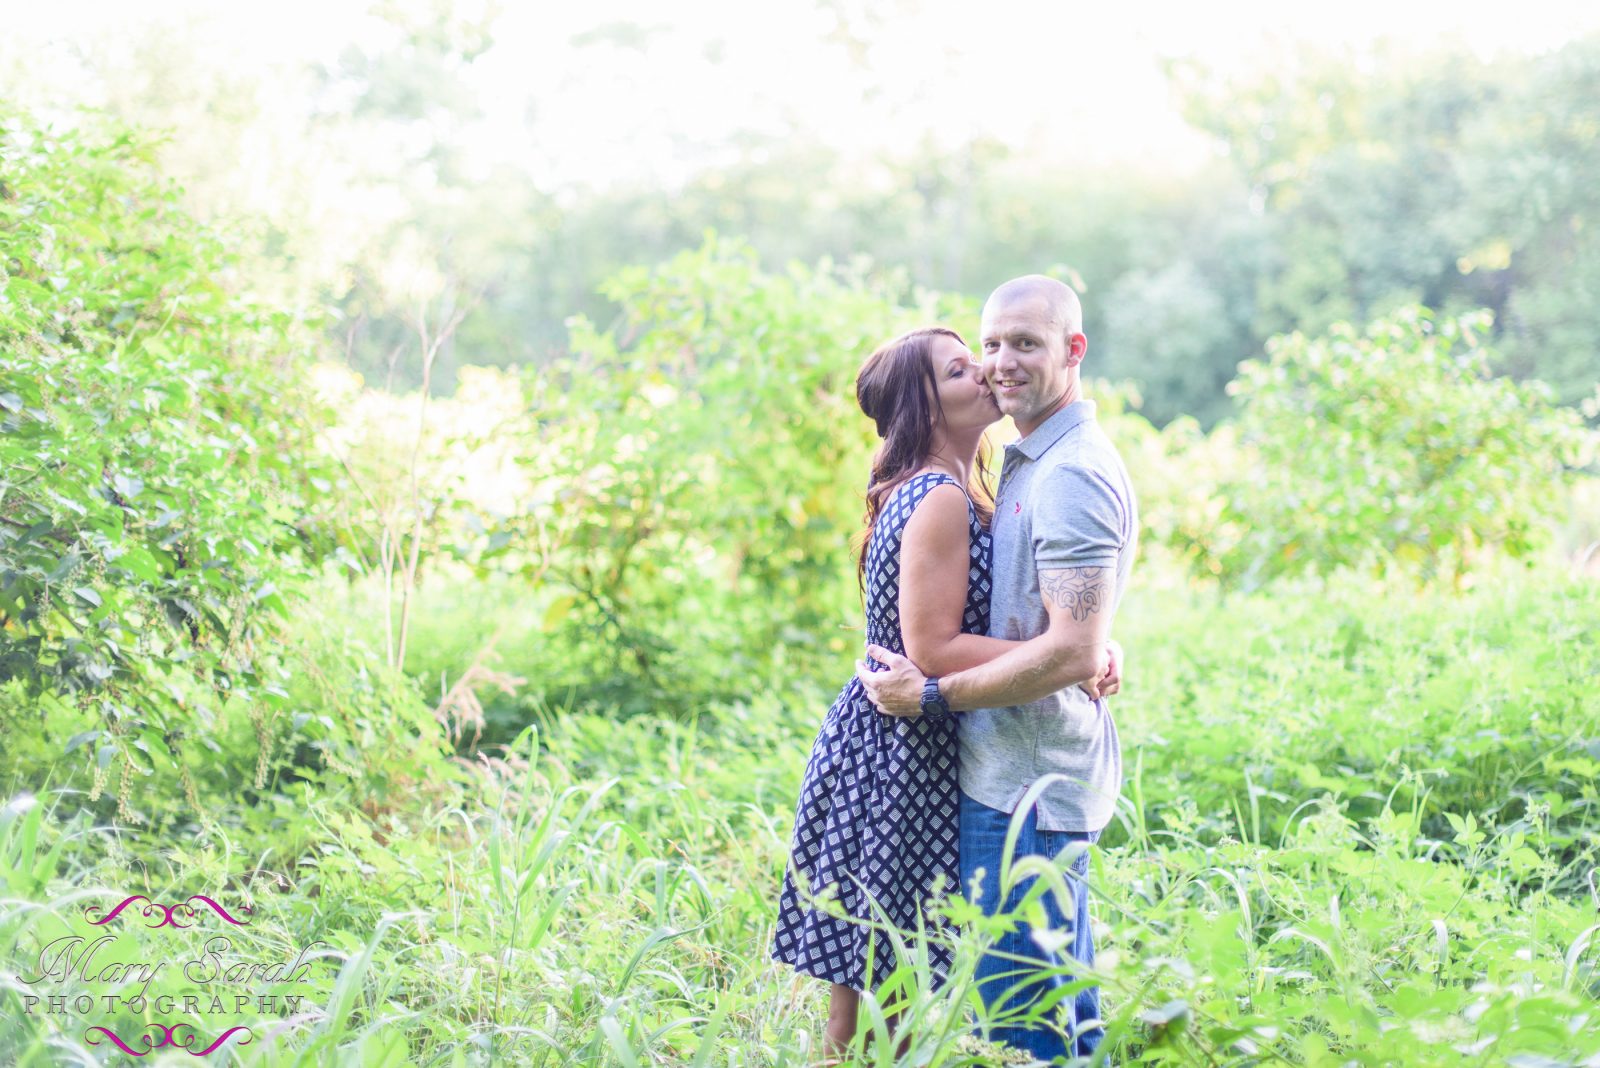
[2, 565, 1597, 1065]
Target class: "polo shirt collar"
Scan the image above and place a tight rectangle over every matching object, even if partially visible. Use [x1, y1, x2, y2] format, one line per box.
[1009, 399, 1097, 460]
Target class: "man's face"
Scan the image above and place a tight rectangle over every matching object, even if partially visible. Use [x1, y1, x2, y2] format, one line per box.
[979, 295, 1084, 435]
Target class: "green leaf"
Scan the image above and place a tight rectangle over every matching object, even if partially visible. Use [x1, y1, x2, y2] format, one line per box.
[64, 729, 101, 753]
[542, 594, 577, 631]
[14, 520, 54, 547]
[108, 546, 162, 582]
[48, 551, 82, 582]
[110, 472, 144, 499]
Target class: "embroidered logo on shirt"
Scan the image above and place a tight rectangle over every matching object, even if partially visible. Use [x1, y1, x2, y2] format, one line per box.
[1013, 502, 1022, 514]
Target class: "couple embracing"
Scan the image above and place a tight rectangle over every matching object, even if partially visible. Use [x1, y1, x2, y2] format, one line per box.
[771, 275, 1138, 1062]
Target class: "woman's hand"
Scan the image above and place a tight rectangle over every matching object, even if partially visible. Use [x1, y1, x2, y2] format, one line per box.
[856, 645, 928, 716]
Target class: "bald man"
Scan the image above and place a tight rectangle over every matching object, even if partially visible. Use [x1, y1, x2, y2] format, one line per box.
[859, 275, 1138, 1059]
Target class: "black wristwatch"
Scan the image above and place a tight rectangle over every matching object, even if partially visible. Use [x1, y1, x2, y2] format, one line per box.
[920, 676, 951, 718]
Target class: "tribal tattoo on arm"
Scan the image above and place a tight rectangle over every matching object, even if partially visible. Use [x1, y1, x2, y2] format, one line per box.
[1039, 567, 1111, 622]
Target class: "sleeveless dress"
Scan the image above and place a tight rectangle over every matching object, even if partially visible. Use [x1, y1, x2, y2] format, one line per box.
[771, 472, 993, 991]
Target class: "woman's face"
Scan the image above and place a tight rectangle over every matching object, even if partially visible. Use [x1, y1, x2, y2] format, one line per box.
[929, 334, 1000, 434]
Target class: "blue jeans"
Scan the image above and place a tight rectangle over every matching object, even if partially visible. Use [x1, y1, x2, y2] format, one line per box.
[959, 789, 1103, 1061]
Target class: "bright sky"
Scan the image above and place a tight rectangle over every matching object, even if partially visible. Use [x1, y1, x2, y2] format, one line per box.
[9, 0, 1599, 192]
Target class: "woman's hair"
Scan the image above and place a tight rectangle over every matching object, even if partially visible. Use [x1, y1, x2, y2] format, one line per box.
[854, 327, 995, 584]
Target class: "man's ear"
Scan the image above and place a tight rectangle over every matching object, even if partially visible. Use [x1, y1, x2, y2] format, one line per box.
[1065, 332, 1088, 368]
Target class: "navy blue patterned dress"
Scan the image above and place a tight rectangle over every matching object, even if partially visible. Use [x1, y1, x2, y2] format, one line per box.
[772, 472, 993, 992]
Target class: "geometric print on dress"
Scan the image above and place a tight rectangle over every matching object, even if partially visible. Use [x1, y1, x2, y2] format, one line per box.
[772, 472, 993, 992]
[863, 473, 992, 659]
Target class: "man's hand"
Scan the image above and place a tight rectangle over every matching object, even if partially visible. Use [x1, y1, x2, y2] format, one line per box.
[1086, 638, 1123, 699]
[856, 644, 927, 717]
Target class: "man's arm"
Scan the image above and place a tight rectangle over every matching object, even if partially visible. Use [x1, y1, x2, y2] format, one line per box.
[858, 459, 1129, 716]
[860, 565, 1115, 714]
[941, 566, 1112, 709]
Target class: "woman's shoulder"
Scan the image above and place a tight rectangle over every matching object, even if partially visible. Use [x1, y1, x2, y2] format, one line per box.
[881, 470, 959, 508]
[877, 473, 968, 536]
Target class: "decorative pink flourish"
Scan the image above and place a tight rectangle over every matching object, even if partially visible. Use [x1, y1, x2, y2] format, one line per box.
[186, 894, 254, 925]
[85, 895, 153, 926]
[85, 1026, 153, 1055]
[85, 1025, 254, 1057]
[152, 1024, 187, 1047]
[191, 1027, 255, 1055]
[84, 894, 253, 928]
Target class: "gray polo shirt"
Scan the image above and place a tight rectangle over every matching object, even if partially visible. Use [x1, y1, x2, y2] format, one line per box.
[958, 399, 1137, 833]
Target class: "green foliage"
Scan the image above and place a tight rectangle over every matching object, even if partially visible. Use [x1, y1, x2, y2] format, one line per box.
[0, 114, 418, 818]
[1092, 567, 1600, 1065]
[1202, 307, 1587, 585]
[14, 15, 1600, 431]
[3, 567, 1596, 1066]
[260, 575, 458, 807]
[3, 55, 1597, 1065]
[496, 236, 976, 716]
[1113, 565, 1600, 855]
[1104, 258, 1241, 427]
[1175, 36, 1600, 411]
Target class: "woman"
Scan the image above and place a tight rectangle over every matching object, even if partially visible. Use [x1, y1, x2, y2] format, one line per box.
[770, 326, 1116, 1053]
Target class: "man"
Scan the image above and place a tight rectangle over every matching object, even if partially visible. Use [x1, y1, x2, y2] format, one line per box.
[856, 274, 1137, 1060]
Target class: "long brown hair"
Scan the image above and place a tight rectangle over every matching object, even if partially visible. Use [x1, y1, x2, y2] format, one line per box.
[854, 327, 996, 584]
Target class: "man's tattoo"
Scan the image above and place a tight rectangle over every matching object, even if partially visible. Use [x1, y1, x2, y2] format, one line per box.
[1040, 567, 1110, 622]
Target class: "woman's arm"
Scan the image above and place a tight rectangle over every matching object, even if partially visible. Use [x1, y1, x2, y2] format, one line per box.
[864, 565, 1120, 715]
[896, 483, 1018, 677]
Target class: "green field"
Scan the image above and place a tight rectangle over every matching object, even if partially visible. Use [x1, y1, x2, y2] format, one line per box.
[5, 560, 1598, 1066]
[5, 35, 1600, 1065]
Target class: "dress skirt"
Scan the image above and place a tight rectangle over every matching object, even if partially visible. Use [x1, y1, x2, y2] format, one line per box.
[771, 674, 960, 991]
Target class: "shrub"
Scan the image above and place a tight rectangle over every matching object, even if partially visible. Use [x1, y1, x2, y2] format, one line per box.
[493, 236, 977, 715]
[0, 113, 342, 818]
[1207, 306, 1588, 586]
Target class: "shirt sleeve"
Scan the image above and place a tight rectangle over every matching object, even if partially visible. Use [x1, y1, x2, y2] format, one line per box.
[1031, 462, 1126, 569]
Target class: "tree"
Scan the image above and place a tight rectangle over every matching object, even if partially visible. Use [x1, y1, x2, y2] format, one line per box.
[1171, 36, 1600, 412]
[1207, 307, 1588, 586]
[491, 236, 977, 714]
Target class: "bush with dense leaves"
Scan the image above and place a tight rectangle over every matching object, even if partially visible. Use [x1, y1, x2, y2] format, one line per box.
[1197, 307, 1589, 586]
[491, 236, 977, 716]
[0, 114, 443, 819]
